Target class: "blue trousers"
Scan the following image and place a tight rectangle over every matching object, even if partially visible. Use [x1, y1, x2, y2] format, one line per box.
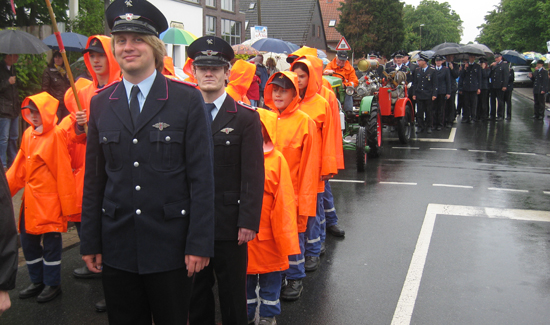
[20, 212, 62, 286]
[0, 116, 18, 168]
[284, 233, 305, 280]
[247, 271, 282, 319]
[323, 180, 339, 226]
[305, 194, 323, 256]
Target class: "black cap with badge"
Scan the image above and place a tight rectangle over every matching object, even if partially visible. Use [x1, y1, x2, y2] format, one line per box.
[336, 51, 348, 61]
[82, 38, 105, 54]
[105, 0, 168, 36]
[187, 36, 235, 67]
[417, 52, 429, 62]
[22, 101, 38, 112]
[269, 72, 294, 89]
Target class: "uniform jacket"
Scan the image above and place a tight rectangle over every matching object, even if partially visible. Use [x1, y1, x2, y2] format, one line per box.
[460, 62, 482, 92]
[404, 61, 417, 83]
[0, 163, 17, 291]
[80, 72, 215, 274]
[211, 94, 264, 240]
[227, 59, 254, 105]
[265, 71, 318, 232]
[490, 61, 510, 89]
[42, 64, 70, 104]
[0, 59, 19, 119]
[7, 92, 78, 235]
[247, 109, 299, 275]
[292, 55, 337, 192]
[507, 66, 515, 90]
[531, 67, 548, 94]
[324, 58, 359, 87]
[445, 61, 460, 93]
[412, 66, 438, 100]
[480, 66, 490, 90]
[434, 65, 451, 95]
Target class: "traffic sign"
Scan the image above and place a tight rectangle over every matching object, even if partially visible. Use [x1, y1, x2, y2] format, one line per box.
[336, 37, 351, 51]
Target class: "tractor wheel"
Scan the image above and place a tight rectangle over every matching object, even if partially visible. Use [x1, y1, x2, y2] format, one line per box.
[397, 104, 413, 144]
[356, 126, 367, 172]
[366, 108, 382, 158]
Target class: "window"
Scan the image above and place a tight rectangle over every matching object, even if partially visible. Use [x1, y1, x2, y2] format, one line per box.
[329, 20, 336, 27]
[248, 2, 255, 10]
[206, 0, 216, 7]
[184, 0, 199, 3]
[221, 0, 234, 12]
[221, 19, 241, 45]
[206, 16, 216, 36]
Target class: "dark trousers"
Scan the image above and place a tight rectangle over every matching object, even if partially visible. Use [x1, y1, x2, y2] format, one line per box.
[102, 264, 192, 325]
[505, 89, 513, 118]
[189, 241, 249, 325]
[416, 99, 433, 129]
[445, 91, 456, 125]
[477, 89, 489, 120]
[456, 92, 463, 116]
[463, 91, 478, 121]
[534, 92, 546, 118]
[433, 94, 446, 127]
[20, 211, 62, 286]
[489, 89, 497, 118]
[495, 88, 506, 118]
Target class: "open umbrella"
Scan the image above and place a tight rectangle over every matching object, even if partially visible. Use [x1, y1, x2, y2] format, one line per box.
[454, 45, 485, 60]
[501, 50, 527, 65]
[232, 44, 259, 56]
[468, 43, 493, 57]
[160, 28, 198, 45]
[317, 49, 327, 59]
[43, 32, 88, 52]
[262, 52, 290, 72]
[252, 38, 299, 54]
[524, 51, 545, 61]
[0, 29, 50, 54]
[411, 50, 434, 61]
[431, 42, 461, 53]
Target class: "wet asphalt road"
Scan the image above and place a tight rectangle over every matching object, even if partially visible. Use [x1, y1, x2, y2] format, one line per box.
[3, 90, 550, 325]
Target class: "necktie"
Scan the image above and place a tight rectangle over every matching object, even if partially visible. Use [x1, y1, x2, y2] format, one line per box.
[205, 103, 216, 120]
[130, 85, 141, 126]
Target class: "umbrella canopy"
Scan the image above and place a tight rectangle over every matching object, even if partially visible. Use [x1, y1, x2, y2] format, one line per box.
[431, 42, 461, 53]
[0, 29, 50, 54]
[43, 32, 88, 52]
[411, 50, 434, 61]
[468, 43, 493, 57]
[232, 44, 259, 56]
[251, 38, 299, 54]
[501, 50, 527, 65]
[524, 51, 545, 61]
[317, 49, 327, 59]
[454, 45, 486, 60]
[262, 52, 290, 72]
[160, 28, 198, 45]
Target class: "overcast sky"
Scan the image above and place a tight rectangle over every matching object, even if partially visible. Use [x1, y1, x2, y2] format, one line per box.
[402, 0, 501, 44]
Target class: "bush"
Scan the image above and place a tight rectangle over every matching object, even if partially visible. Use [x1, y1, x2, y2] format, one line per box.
[14, 53, 47, 102]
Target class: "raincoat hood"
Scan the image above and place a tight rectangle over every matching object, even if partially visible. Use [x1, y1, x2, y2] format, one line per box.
[22, 92, 59, 135]
[64, 78, 92, 114]
[257, 108, 277, 148]
[264, 71, 301, 117]
[291, 55, 321, 100]
[162, 56, 176, 78]
[227, 59, 256, 102]
[183, 57, 197, 84]
[83, 35, 120, 87]
[290, 46, 317, 58]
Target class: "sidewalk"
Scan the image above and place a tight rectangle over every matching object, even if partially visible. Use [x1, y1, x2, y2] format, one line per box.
[512, 86, 550, 109]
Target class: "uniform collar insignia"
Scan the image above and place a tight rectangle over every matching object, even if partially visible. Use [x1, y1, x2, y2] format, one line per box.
[125, 0, 133, 6]
[153, 122, 170, 131]
[207, 39, 214, 45]
[220, 128, 234, 134]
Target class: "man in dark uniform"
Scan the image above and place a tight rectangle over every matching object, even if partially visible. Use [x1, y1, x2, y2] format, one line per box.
[460, 55, 481, 123]
[529, 60, 548, 120]
[187, 36, 264, 325]
[490, 52, 510, 120]
[0, 159, 17, 315]
[411, 52, 438, 133]
[478, 57, 491, 121]
[504, 62, 514, 120]
[433, 55, 451, 130]
[80, 0, 215, 323]
[444, 54, 460, 128]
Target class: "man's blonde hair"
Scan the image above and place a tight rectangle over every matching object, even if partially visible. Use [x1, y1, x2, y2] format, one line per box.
[111, 34, 165, 71]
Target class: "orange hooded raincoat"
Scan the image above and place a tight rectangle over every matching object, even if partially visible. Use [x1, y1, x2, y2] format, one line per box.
[264, 71, 318, 232]
[226, 59, 254, 105]
[247, 108, 300, 274]
[291, 55, 337, 192]
[7, 92, 78, 234]
[324, 56, 359, 88]
[183, 57, 198, 84]
[162, 56, 178, 79]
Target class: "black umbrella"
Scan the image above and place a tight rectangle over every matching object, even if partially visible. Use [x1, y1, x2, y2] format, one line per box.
[431, 42, 461, 52]
[0, 29, 50, 54]
[501, 50, 527, 65]
[43, 32, 88, 52]
[455, 45, 485, 60]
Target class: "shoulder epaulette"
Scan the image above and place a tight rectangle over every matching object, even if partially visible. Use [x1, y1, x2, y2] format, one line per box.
[237, 101, 257, 111]
[170, 78, 198, 88]
[95, 80, 120, 94]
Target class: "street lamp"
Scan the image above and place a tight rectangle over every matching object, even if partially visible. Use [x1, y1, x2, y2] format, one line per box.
[419, 24, 425, 50]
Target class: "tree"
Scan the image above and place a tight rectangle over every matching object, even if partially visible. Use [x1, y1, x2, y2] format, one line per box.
[402, 0, 463, 51]
[337, 0, 405, 58]
[70, 0, 106, 36]
[0, 0, 68, 28]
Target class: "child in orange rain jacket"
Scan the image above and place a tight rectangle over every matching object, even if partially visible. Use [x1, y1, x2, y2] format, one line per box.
[226, 59, 255, 105]
[290, 55, 338, 273]
[264, 71, 319, 302]
[7, 92, 78, 303]
[247, 108, 300, 324]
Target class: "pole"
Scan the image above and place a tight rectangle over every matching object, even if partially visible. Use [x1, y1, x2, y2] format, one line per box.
[257, 0, 261, 26]
[419, 24, 424, 51]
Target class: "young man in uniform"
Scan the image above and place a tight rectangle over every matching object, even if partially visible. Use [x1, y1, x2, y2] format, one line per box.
[411, 52, 438, 134]
[490, 53, 510, 121]
[460, 55, 481, 123]
[529, 60, 548, 120]
[433, 55, 451, 131]
[80, 0, 215, 323]
[187, 36, 264, 325]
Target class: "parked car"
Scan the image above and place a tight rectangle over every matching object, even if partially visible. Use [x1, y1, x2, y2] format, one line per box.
[512, 65, 532, 87]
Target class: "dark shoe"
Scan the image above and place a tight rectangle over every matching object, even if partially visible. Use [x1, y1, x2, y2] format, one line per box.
[95, 298, 107, 312]
[19, 283, 45, 299]
[327, 224, 345, 237]
[426, 128, 432, 134]
[258, 317, 276, 325]
[280, 279, 303, 301]
[73, 266, 101, 279]
[320, 242, 326, 255]
[435, 126, 441, 131]
[416, 127, 424, 133]
[304, 256, 320, 272]
[37, 285, 61, 303]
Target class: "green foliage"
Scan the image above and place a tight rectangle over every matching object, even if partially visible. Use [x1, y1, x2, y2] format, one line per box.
[69, 0, 106, 37]
[402, 0, 463, 51]
[14, 54, 47, 101]
[235, 54, 252, 61]
[0, 0, 68, 28]
[337, 0, 405, 58]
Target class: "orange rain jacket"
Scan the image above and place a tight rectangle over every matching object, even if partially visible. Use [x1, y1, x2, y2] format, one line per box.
[162, 56, 178, 79]
[7, 92, 78, 234]
[324, 56, 359, 88]
[291, 55, 337, 192]
[183, 57, 198, 84]
[247, 108, 300, 275]
[264, 71, 318, 232]
[226, 59, 254, 105]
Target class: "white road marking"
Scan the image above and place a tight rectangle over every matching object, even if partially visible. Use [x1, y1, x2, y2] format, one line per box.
[391, 204, 550, 325]
[544, 191, 550, 195]
[392, 147, 420, 150]
[488, 187, 529, 193]
[329, 179, 364, 184]
[379, 182, 417, 186]
[429, 148, 457, 151]
[469, 149, 497, 153]
[386, 128, 456, 143]
[432, 184, 473, 189]
[508, 152, 537, 156]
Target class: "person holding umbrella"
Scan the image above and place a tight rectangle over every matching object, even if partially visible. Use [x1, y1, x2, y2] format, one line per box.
[529, 60, 548, 120]
[42, 50, 71, 122]
[489, 52, 509, 121]
[0, 54, 20, 171]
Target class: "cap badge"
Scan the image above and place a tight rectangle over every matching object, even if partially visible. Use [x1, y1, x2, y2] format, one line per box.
[120, 13, 141, 21]
[202, 50, 218, 57]
[207, 39, 214, 45]
[153, 122, 170, 131]
[92, 39, 98, 46]
[278, 75, 284, 79]
[220, 128, 234, 134]
[125, 0, 133, 7]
